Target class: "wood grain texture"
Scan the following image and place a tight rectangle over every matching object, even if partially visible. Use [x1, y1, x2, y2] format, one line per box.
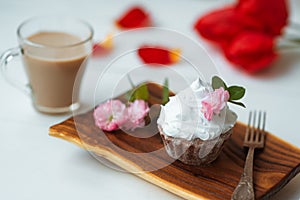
[49, 83, 300, 200]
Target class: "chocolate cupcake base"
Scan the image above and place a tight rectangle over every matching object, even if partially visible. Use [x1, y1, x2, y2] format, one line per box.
[159, 127, 232, 166]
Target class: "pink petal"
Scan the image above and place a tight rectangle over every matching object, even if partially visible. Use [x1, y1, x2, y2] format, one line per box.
[122, 100, 149, 131]
[93, 99, 127, 131]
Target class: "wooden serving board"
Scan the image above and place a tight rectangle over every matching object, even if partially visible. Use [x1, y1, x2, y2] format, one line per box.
[49, 83, 300, 200]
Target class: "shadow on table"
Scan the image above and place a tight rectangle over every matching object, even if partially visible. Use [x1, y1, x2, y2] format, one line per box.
[271, 173, 300, 200]
[256, 50, 300, 79]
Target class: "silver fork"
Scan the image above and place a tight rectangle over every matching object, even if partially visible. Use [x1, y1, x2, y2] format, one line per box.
[231, 111, 266, 200]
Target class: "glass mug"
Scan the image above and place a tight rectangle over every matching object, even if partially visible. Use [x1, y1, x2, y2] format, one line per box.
[0, 16, 93, 114]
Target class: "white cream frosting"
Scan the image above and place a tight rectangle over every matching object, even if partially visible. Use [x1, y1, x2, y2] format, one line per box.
[157, 78, 237, 141]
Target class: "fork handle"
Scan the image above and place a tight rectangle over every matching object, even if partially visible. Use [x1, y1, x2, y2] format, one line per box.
[231, 147, 255, 200]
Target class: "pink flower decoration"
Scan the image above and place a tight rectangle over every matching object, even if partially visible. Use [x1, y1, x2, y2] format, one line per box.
[121, 100, 150, 131]
[93, 100, 127, 131]
[201, 101, 214, 121]
[201, 88, 230, 121]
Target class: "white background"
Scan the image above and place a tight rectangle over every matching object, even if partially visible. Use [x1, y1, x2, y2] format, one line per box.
[1, 0, 300, 199]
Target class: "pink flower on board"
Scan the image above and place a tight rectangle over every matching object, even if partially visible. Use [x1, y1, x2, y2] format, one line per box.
[93, 99, 150, 132]
[201, 87, 230, 121]
[121, 100, 150, 131]
[93, 100, 127, 131]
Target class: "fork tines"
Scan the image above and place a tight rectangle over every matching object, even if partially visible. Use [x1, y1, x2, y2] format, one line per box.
[244, 111, 266, 148]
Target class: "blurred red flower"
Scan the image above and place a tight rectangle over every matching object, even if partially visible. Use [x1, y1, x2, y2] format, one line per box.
[137, 45, 181, 65]
[115, 6, 152, 29]
[93, 6, 152, 57]
[194, 6, 263, 47]
[193, 0, 288, 73]
[225, 32, 277, 73]
[237, 0, 288, 36]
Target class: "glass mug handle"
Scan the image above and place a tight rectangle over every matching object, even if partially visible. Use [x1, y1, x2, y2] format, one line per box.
[0, 47, 31, 96]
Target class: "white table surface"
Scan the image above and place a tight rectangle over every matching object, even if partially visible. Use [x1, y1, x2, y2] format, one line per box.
[1, 0, 300, 199]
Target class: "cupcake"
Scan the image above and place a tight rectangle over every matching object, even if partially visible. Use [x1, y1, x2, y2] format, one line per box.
[157, 77, 244, 165]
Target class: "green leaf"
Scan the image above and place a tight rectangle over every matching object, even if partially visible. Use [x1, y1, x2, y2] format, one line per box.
[228, 100, 246, 108]
[228, 86, 245, 100]
[162, 78, 169, 105]
[129, 83, 149, 102]
[212, 76, 227, 90]
[126, 75, 149, 102]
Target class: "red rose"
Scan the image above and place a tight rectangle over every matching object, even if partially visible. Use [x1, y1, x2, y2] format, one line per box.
[194, 6, 263, 47]
[224, 32, 277, 73]
[115, 6, 151, 29]
[237, 0, 288, 36]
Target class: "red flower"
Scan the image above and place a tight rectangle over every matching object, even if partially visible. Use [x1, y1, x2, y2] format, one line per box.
[225, 32, 277, 73]
[237, 0, 288, 36]
[194, 6, 263, 47]
[193, 0, 288, 73]
[137, 45, 181, 65]
[115, 6, 151, 29]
